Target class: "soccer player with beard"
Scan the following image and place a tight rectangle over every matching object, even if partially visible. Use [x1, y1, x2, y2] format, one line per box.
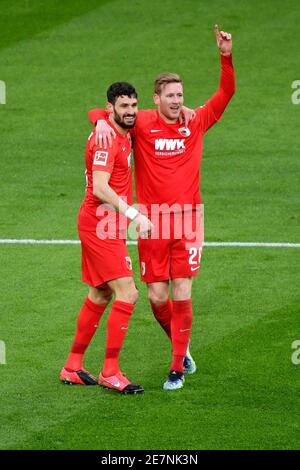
[88, 25, 235, 390]
[60, 82, 153, 394]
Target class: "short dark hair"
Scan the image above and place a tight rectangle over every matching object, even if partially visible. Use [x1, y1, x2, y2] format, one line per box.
[107, 82, 137, 105]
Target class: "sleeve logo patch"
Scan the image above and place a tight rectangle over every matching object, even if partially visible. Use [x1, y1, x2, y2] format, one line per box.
[93, 151, 108, 166]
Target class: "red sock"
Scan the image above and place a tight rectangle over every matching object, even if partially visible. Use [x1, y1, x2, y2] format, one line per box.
[151, 299, 172, 339]
[171, 299, 193, 373]
[65, 297, 106, 371]
[102, 300, 134, 377]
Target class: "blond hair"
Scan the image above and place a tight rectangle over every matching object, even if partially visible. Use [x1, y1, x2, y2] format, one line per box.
[154, 72, 183, 95]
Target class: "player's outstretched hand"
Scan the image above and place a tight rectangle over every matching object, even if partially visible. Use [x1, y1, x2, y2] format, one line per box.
[134, 213, 154, 239]
[214, 24, 232, 55]
[95, 120, 116, 148]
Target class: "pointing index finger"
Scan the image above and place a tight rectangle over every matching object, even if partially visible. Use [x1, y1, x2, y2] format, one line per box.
[214, 24, 219, 37]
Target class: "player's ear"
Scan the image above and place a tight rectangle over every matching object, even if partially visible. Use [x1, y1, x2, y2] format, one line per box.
[106, 101, 113, 113]
[153, 94, 160, 106]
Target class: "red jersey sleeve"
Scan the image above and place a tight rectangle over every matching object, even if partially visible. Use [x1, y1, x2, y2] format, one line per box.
[88, 108, 108, 125]
[196, 53, 235, 133]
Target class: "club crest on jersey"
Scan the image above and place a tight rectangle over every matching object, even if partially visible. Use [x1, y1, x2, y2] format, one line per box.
[93, 151, 108, 166]
[125, 257, 132, 271]
[178, 127, 191, 137]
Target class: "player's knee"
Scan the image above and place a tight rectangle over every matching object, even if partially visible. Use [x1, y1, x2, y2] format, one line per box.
[172, 285, 191, 300]
[148, 290, 169, 306]
[110, 277, 139, 304]
[117, 286, 139, 304]
[88, 287, 112, 305]
[130, 287, 139, 304]
[113, 279, 139, 304]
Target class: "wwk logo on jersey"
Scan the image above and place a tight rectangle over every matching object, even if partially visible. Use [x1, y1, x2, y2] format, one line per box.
[155, 138, 185, 151]
[93, 151, 108, 166]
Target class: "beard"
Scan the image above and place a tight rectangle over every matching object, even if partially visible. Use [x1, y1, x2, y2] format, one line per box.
[113, 108, 136, 129]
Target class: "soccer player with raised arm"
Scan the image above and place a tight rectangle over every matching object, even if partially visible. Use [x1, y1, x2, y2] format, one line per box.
[88, 25, 235, 390]
[60, 82, 153, 394]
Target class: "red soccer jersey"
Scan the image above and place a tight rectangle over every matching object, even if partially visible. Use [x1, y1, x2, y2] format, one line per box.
[79, 123, 133, 230]
[88, 54, 235, 213]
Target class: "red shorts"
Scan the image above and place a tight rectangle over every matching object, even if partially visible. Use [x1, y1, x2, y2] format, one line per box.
[79, 230, 133, 287]
[138, 210, 204, 283]
[78, 206, 133, 288]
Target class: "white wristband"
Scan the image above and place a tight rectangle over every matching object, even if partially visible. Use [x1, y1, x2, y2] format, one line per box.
[125, 206, 139, 220]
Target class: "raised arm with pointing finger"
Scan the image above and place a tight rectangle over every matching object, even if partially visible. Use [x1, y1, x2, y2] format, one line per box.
[89, 24, 234, 146]
[196, 24, 235, 133]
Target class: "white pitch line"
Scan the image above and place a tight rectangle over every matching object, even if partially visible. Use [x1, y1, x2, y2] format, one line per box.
[0, 239, 299, 248]
[204, 242, 300, 248]
[0, 239, 80, 245]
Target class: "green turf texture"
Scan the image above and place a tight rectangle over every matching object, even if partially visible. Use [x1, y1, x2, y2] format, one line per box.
[0, 0, 299, 450]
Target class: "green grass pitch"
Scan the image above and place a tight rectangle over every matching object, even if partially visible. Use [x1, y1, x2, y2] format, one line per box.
[0, 0, 299, 450]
